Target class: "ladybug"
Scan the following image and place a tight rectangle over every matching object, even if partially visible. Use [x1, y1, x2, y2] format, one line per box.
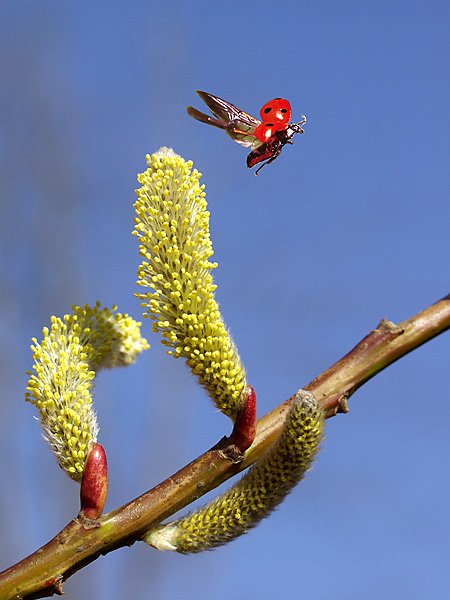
[187, 91, 306, 175]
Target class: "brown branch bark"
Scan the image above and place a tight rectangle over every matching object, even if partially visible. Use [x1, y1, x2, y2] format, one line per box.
[1, 294, 449, 600]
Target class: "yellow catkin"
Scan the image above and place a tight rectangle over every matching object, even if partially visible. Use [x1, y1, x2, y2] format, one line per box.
[133, 148, 246, 420]
[25, 303, 149, 481]
[145, 390, 324, 552]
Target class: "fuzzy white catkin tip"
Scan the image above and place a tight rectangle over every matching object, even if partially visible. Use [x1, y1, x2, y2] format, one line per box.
[153, 146, 179, 159]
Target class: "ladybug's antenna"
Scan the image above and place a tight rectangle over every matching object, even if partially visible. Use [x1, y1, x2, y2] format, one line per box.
[292, 114, 306, 134]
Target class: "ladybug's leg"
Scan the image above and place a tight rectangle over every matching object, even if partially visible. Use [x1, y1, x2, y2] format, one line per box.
[254, 145, 283, 176]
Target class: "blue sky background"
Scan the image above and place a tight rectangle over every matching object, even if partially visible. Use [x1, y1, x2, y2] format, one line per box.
[1, 2, 449, 599]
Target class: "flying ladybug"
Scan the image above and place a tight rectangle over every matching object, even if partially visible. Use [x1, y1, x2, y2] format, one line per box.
[187, 91, 306, 175]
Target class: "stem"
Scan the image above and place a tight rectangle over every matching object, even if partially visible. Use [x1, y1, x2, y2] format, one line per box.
[1, 294, 449, 600]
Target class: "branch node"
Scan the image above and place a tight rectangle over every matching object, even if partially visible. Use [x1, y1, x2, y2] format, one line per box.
[217, 444, 246, 463]
[338, 395, 349, 413]
[376, 318, 403, 334]
[52, 575, 64, 596]
[76, 513, 102, 529]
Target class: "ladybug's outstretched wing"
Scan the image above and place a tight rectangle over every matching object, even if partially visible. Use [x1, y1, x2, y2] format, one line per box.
[187, 91, 262, 148]
[186, 106, 228, 130]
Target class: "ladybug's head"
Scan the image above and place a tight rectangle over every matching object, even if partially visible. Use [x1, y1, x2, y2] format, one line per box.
[286, 116, 307, 138]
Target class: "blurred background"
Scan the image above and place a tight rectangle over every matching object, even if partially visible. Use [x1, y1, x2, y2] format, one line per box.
[1, 2, 449, 599]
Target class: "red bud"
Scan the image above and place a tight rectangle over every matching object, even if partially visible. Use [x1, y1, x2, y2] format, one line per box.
[229, 385, 257, 452]
[80, 443, 108, 519]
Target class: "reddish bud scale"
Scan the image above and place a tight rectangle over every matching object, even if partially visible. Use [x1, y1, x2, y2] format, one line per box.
[229, 385, 257, 452]
[80, 443, 108, 519]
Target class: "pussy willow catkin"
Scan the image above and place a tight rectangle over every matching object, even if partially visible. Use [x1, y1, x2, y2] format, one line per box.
[145, 389, 324, 552]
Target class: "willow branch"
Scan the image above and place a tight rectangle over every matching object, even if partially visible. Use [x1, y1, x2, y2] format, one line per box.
[1, 294, 449, 600]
